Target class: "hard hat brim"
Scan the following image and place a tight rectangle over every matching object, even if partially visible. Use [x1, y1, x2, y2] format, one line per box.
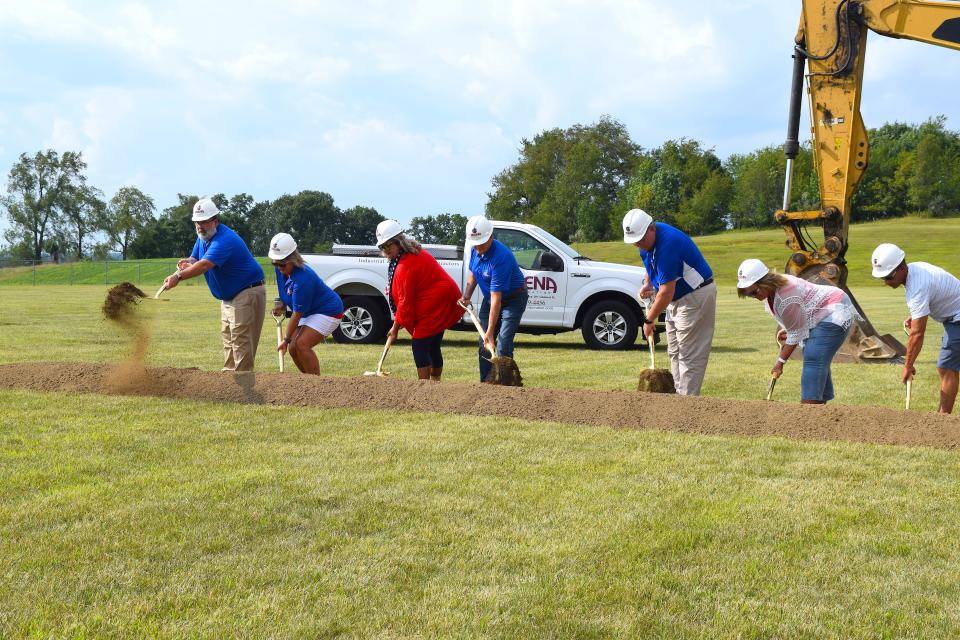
[466, 231, 493, 247]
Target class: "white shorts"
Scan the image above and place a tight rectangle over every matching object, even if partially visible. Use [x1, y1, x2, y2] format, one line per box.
[301, 313, 342, 337]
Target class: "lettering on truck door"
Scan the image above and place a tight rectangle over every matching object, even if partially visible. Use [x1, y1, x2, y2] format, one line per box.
[492, 228, 566, 326]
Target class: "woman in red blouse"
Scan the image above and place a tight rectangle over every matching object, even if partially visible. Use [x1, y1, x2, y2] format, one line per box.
[376, 220, 464, 380]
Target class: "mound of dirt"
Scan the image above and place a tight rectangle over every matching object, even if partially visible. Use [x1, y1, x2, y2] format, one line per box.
[1, 362, 957, 450]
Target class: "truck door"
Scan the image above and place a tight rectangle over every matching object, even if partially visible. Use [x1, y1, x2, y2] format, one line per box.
[487, 227, 567, 326]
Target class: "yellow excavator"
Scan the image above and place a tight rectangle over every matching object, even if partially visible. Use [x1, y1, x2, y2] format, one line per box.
[778, 0, 960, 359]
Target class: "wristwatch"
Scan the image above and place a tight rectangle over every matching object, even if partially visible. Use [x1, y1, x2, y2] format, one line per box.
[643, 319, 654, 325]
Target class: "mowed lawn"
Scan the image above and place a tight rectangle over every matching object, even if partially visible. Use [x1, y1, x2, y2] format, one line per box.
[2, 218, 960, 637]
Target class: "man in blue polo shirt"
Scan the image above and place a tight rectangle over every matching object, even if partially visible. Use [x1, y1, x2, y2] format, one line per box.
[163, 197, 266, 372]
[623, 208, 716, 395]
[459, 215, 528, 382]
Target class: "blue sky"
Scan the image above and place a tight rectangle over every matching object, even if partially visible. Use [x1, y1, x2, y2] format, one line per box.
[2, 0, 960, 235]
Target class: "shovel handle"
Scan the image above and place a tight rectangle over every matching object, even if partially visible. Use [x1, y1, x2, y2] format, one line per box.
[647, 333, 656, 369]
[458, 300, 495, 357]
[766, 376, 777, 401]
[376, 333, 395, 373]
[275, 316, 285, 373]
[905, 378, 912, 410]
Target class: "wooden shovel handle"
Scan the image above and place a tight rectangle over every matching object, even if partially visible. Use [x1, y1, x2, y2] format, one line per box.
[458, 300, 495, 357]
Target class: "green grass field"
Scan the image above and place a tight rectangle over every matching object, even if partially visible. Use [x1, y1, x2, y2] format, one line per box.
[2, 218, 960, 637]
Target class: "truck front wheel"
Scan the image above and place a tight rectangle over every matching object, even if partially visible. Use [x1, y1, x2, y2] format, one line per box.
[332, 296, 387, 344]
[581, 300, 639, 350]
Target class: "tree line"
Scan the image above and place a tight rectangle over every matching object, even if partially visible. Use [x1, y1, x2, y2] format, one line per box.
[486, 115, 960, 242]
[4, 115, 959, 261]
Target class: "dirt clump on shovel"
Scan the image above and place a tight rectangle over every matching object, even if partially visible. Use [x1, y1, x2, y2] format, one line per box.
[484, 355, 523, 386]
[637, 368, 675, 393]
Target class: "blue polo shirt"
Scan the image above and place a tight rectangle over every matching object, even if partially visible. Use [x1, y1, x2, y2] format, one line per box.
[276, 264, 344, 317]
[639, 222, 712, 302]
[468, 239, 526, 299]
[190, 224, 264, 301]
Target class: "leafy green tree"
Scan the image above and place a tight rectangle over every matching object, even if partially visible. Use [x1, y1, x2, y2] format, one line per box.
[1, 150, 88, 261]
[486, 116, 642, 241]
[129, 194, 198, 259]
[339, 206, 384, 245]
[619, 138, 731, 234]
[409, 213, 468, 244]
[104, 186, 156, 259]
[726, 146, 785, 229]
[271, 191, 341, 253]
[59, 183, 106, 259]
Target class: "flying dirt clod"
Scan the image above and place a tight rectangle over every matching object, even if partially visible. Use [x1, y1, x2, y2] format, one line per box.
[102, 282, 148, 323]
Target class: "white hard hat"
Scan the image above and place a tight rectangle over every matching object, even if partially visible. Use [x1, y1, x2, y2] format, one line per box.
[871, 243, 905, 278]
[375, 219, 404, 247]
[268, 233, 297, 260]
[191, 197, 220, 222]
[465, 215, 493, 247]
[736, 258, 770, 289]
[622, 208, 653, 244]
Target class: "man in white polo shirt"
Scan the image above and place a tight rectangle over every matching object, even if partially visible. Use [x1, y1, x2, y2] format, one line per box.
[871, 243, 960, 414]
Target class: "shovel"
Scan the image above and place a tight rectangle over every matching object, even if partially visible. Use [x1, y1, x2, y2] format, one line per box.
[275, 313, 286, 373]
[766, 377, 777, 401]
[637, 295, 675, 393]
[457, 300, 522, 386]
[903, 321, 912, 410]
[363, 333, 395, 377]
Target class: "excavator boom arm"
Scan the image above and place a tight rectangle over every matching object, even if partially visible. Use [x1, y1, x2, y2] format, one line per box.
[776, 0, 960, 360]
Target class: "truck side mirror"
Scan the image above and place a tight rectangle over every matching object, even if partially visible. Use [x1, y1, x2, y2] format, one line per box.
[539, 251, 563, 272]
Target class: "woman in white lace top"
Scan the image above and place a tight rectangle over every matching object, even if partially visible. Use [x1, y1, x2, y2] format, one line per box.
[736, 259, 859, 404]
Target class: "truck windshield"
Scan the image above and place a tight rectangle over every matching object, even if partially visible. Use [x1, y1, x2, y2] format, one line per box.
[536, 228, 588, 260]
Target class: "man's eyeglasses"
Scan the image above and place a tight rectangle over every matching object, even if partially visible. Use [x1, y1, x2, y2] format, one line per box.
[882, 270, 897, 281]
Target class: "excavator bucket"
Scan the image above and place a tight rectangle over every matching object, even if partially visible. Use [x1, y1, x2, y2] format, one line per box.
[835, 321, 905, 363]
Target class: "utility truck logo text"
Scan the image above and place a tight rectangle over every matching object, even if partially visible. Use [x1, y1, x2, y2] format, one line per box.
[525, 275, 557, 293]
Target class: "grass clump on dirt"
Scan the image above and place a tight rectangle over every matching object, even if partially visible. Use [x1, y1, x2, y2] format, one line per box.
[2, 390, 960, 638]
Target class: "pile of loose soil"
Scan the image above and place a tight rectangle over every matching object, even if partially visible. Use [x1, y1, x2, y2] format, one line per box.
[1, 362, 957, 450]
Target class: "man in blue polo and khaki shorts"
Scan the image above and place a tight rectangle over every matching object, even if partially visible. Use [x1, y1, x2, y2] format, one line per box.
[623, 208, 717, 396]
[872, 242, 960, 414]
[163, 197, 266, 372]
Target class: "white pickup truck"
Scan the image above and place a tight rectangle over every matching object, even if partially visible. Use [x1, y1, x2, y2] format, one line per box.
[303, 220, 653, 350]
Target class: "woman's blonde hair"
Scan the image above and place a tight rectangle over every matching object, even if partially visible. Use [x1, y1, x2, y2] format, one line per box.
[737, 272, 788, 298]
[284, 250, 305, 269]
[383, 233, 421, 255]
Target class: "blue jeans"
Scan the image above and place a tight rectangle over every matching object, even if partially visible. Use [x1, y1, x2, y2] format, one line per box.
[801, 320, 850, 402]
[477, 290, 528, 381]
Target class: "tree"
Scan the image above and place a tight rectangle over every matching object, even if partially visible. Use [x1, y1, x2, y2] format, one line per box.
[408, 213, 468, 244]
[129, 194, 198, 259]
[59, 184, 106, 259]
[619, 138, 731, 235]
[1, 150, 88, 261]
[726, 146, 785, 229]
[270, 191, 341, 253]
[486, 116, 643, 242]
[339, 206, 384, 245]
[104, 186, 156, 259]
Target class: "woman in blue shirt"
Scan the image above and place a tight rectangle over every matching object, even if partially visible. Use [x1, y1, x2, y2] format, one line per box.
[268, 233, 344, 375]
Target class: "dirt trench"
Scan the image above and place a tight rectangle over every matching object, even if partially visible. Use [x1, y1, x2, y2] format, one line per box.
[1, 361, 957, 450]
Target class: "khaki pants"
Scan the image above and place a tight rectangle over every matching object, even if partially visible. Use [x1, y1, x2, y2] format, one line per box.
[220, 285, 266, 372]
[665, 282, 717, 396]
